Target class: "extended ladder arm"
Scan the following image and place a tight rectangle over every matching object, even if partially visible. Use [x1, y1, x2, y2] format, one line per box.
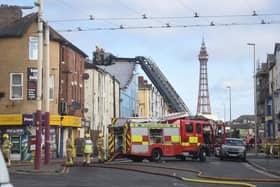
[135, 56, 191, 114]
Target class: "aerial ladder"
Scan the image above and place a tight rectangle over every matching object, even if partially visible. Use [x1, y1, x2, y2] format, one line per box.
[93, 48, 191, 115]
[135, 56, 190, 114]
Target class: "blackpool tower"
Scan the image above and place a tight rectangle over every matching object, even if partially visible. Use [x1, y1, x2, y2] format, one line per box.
[196, 38, 211, 115]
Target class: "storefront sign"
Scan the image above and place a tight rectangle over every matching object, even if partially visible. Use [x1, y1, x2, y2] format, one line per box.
[6, 128, 24, 135]
[0, 114, 22, 125]
[23, 114, 34, 126]
[27, 67, 38, 100]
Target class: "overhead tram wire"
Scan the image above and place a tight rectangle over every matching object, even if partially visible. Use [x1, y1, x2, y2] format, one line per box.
[115, 0, 167, 26]
[48, 13, 280, 23]
[56, 20, 280, 33]
[55, 0, 119, 27]
[244, 0, 264, 22]
[175, 0, 211, 24]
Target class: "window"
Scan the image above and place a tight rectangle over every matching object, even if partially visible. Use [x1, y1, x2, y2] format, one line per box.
[29, 37, 38, 60]
[10, 73, 23, 100]
[49, 75, 54, 100]
[150, 129, 163, 144]
[196, 124, 201, 133]
[185, 123, 193, 133]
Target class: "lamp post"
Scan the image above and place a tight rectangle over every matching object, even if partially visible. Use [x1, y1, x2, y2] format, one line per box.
[247, 43, 258, 154]
[227, 86, 232, 137]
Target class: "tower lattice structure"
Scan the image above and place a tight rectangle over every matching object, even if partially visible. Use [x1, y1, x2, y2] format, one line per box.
[196, 39, 211, 115]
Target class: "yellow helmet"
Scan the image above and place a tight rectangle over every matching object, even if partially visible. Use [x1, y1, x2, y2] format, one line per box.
[98, 132, 103, 138]
[85, 133, 90, 138]
[3, 133, 9, 139]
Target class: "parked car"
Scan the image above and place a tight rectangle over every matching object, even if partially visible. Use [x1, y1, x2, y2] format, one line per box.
[0, 149, 13, 187]
[219, 138, 246, 161]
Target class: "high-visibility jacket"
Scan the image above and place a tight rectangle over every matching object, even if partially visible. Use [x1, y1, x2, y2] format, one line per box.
[2, 139, 12, 151]
[66, 138, 73, 150]
[97, 137, 104, 151]
[83, 139, 93, 154]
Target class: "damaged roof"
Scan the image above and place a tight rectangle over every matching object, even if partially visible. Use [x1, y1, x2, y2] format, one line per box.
[97, 60, 137, 89]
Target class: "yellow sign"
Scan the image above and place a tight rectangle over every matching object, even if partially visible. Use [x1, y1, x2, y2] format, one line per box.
[132, 135, 143, 142]
[189, 136, 198, 143]
[0, 114, 22, 125]
[171, 136, 180, 142]
[50, 115, 81, 127]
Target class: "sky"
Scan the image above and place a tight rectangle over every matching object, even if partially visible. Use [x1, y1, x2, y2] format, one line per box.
[2, 0, 280, 121]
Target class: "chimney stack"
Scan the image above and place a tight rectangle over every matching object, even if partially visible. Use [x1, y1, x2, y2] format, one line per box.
[0, 5, 22, 25]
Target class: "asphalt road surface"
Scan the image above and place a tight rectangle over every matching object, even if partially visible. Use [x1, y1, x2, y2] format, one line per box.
[10, 157, 280, 187]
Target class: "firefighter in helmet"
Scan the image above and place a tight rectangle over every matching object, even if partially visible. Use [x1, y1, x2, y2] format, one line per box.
[83, 133, 93, 165]
[65, 136, 74, 166]
[97, 132, 105, 163]
[1, 133, 12, 167]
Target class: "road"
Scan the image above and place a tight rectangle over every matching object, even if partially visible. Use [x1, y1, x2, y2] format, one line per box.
[10, 157, 280, 187]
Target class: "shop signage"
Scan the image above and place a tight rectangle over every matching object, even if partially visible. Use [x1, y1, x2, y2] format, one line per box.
[6, 128, 24, 135]
[27, 67, 38, 100]
[23, 114, 34, 126]
[0, 114, 22, 125]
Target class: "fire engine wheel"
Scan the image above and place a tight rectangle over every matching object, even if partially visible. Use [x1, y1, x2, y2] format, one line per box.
[150, 149, 162, 162]
[199, 149, 207, 162]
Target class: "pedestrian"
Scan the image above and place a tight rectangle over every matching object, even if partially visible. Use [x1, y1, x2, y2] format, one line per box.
[65, 136, 74, 166]
[97, 132, 105, 163]
[1, 133, 12, 167]
[83, 133, 93, 166]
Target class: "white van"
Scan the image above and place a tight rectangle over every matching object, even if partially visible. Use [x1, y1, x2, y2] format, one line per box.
[0, 149, 13, 187]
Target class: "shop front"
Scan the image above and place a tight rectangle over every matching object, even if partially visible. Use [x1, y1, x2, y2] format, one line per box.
[0, 114, 81, 161]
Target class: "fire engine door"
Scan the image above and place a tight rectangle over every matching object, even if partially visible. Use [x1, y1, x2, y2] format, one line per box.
[182, 122, 197, 150]
[163, 128, 180, 155]
[195, 123, 203, 144]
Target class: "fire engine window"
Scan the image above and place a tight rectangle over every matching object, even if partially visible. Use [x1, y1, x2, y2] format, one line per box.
[196, 124, 201, 133]
[185, 123, 193, 133]
[150, 129, 163, 144]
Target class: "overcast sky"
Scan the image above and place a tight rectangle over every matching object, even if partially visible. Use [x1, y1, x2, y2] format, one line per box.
[3, 0, 280, 120]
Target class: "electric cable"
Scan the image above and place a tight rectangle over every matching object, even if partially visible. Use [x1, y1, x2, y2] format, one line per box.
[48, 13, 280, 23]
[54, 20, 280, 32]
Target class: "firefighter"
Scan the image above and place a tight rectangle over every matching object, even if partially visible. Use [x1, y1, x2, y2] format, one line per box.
[1, 133, 12, 167]
[65, 136, 74, 166]
[97, 132, 105, 163]
[83, 133, 93, 165]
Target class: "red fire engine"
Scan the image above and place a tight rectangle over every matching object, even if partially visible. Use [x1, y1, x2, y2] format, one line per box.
[108, 116, 226, 162]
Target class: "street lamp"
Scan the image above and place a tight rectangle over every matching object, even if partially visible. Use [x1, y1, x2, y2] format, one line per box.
[247, 42, 258, 154]
[226, 86, 232, 137]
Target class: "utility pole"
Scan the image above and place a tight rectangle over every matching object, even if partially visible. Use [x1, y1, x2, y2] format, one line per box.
[35, 0, 43, 170]
[248, 43, 258, 155]
[43, 24, 50, 164]
[227, 86, 232, 137]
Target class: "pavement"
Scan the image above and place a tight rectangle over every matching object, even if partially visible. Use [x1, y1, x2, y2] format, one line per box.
[246, 152, 280, 177]
[8, 159, 65, 175]
[8, 154, 280, 177]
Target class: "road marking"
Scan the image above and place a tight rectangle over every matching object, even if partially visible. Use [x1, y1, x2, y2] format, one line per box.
[243, 163, 279, 178]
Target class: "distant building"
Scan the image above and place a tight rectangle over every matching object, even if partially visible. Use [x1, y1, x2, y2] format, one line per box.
[138, 76, 168, 118]
[268, 43, 280, 138]
[232, 115, 255, 138]
[256, 61, 269, 138]
[84, 62, 120, 147]
[97, 60, 139, 117]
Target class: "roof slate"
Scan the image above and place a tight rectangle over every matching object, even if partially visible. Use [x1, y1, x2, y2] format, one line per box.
[0, 11, 87, 57]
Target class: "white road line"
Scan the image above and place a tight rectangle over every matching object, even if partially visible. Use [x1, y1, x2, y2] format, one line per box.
[243, 163, 279, 178]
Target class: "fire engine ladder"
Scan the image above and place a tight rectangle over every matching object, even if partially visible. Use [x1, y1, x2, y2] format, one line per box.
[136, 56, 191, 114]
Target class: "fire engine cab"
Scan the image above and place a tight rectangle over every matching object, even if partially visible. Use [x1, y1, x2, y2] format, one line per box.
[108, 116, 226, 162]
